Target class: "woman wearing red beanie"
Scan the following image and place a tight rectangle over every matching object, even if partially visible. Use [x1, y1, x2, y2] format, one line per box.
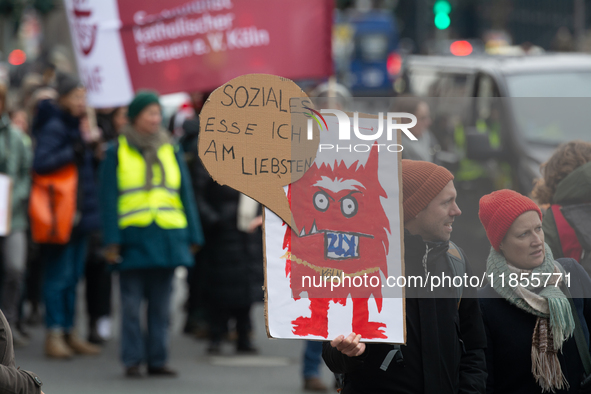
[478, 189, 591, 394]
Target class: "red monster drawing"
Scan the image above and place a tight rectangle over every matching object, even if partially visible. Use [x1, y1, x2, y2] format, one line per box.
[283, 143, 390, 339]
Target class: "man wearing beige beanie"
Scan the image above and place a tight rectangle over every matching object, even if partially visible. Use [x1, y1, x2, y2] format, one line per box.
[324, 160, 487, 394]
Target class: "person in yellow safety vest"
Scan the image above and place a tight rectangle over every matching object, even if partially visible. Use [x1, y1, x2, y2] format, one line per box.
[454, 118, 512, 189]
[99, 91, 204, 378]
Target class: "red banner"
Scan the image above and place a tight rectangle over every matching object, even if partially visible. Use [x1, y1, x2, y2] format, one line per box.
[116, 0, 334, 95]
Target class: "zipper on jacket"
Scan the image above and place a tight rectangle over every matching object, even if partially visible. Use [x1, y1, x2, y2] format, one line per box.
[422, 243, 433, 278]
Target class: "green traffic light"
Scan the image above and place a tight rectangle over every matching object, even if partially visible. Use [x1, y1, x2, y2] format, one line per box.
[433, 0, 451, 30]
[434, 13, 451, 29]
[433, 0, 451, 14]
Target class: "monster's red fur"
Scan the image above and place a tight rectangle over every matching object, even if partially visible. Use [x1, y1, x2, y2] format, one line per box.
[283, 143, 390, 338]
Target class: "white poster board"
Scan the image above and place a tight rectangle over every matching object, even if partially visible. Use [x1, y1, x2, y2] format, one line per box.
[64, 0, 134, 108]
[0, 173, 12, 236]
[264, 113, 405, 343]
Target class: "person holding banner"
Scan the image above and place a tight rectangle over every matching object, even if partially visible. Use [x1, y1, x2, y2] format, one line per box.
[32, 73, 102, 359]
[99, 91, 204, 377]
[478, 189, 591, 393]
[323, 160, 487, 394]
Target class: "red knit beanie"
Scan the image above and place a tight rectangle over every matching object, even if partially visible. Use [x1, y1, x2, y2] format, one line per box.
[478, 189, 542, 251]
[401, 160, 455, 224]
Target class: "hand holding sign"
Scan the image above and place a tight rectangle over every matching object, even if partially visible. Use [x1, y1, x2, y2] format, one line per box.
[199, 74, 320, 232]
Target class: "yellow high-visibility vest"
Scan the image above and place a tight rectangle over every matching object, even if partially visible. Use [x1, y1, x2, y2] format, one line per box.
[117, 135, 187, 230]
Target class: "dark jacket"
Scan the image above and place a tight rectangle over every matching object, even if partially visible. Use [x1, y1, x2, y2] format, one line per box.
[479, 258, 591, 394]
[32, 99, 100, 234]
[99, 137, 204, 271]
[193, 157, 263, 307]
[543, 162, 591, 259]
[178, 118, 200, 202]
[322, 231, 488, 394]
[0, 309, 43, 394]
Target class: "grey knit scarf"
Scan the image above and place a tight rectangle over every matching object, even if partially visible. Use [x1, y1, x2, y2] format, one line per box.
[486, 243, 575, 392]
[122, 124, 171, 191]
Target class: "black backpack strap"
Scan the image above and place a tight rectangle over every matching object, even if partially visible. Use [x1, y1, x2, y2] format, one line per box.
[447, 241, 466, 308]
[380, 344, 404, 371]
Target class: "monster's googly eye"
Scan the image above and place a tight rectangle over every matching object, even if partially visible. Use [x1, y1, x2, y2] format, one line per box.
[341, 196, 358, 218]
[313, 191, 330, 212]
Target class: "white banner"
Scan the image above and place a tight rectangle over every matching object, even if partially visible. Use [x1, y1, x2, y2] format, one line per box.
[64, 0, 133, 107]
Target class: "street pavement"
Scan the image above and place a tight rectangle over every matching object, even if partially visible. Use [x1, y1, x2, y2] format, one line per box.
[13, 268, 334, 394]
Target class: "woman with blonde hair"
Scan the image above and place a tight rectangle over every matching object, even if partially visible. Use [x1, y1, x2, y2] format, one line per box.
[478, 189, 591, 393]
[532, 140, 591, 274]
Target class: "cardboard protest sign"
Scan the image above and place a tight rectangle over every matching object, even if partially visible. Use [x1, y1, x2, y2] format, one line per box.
[199, 75, 405, 343]
[198, 74, 320, 231]
[64, 0, 333, 108]
[264, 111, 405, 343]
[0, 174, 12, 236]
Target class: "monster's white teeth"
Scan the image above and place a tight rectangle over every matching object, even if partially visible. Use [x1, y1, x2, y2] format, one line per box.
[310, 222, 318, 234]
[299, 227, 306, 237]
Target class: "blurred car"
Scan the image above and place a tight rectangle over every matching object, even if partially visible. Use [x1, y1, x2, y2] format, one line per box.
[398, 53, 591, 193]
